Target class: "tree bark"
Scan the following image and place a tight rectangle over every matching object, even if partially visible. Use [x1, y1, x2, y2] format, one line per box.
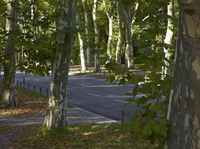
[2, 0, 18, 107]
[82, 0, 92, 66]
[76, 11, 86, 73]
[121, 1, 139, 68]
[163, 0, 174, 76]
[92, 0, 100, 72]
[167, 1, 200, 148]
[124, 10, 134, 68]
[106, 13, 113, 59]
[115, 2, 122, 64]
[43, 0, 76, 130]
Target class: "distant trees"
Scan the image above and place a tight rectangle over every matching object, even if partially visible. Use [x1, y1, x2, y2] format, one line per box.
[81, 0, 92, 66]
[92, 0, 100, 72]
[76, 9, 86, 72]
[115, 1, 123, 64]
[119, 0, 139, 68]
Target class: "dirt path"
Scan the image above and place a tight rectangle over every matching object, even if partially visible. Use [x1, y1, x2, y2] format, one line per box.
[0, 113, 43, 149]
[0, 89, 47, 149]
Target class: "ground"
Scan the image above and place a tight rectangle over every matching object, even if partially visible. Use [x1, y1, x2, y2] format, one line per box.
[0, 89, 156, 149]
[0, 89, 46, 148]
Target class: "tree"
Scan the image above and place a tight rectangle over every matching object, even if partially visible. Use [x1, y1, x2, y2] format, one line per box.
[163, 0, 174, 76]
[43, 0, 76, 130]
[101, 0, 115, 59]
[2, 0, 18, 107]
[119, 0, 139, 68]
[82, 0, 92, 66]
[115, 1, 123, 64]
[167, 0, 200, 148]
[92, 0, 100, 72]
[76, 9, 86, 72]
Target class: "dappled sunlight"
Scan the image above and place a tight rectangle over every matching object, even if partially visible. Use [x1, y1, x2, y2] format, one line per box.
[0, 99, 46, 118]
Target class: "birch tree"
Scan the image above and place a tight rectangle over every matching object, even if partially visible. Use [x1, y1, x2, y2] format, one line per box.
[167, 0, 200, 148]
[163, 0, 174, 76]
[44, 0, 76, 130]
[2, 0, 18, 107]
[115, 1, 123, 64]
[92, 0, 100, 72]
[76, 10, 86, 72]
[102, 0, 115, 59]
[82, 0, 92, 66]
[119, 0, 139, 68]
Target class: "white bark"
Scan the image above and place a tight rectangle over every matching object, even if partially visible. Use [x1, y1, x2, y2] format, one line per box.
[44, 0, 76, 130]
[82, 0, 92, 66]
[124, 10, 134, 68]
[121, 0, 139, 68]
[76, 12, 86, 72]
[106, 12, 113, 59]
[92, 0, 100, 72]
[163, 1, 173, 76]
[115, 3, 122, 64]
[3, 0, 18, 107]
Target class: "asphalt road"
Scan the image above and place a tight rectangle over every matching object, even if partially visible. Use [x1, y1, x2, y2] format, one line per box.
[15, 72, 135, 122]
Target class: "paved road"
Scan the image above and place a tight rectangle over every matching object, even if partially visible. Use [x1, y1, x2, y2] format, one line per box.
[15, 72, 135, 122]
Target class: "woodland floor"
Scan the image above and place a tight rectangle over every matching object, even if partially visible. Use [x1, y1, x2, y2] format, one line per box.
[0, 89, 159, 149]
[0, 89, 46, 149]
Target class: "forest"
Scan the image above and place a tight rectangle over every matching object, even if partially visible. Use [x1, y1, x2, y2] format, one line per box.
[0, 0, 200, 148]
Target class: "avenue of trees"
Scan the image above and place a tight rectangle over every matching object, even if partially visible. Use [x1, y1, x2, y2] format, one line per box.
[0, 0, 200, 148]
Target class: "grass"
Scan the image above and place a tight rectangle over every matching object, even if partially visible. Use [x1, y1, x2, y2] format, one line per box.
[16, 123, 153, 149]
[6, 90, 157, 149]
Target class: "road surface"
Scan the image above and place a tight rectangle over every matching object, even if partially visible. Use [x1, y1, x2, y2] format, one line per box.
[15, 72, 135, 122]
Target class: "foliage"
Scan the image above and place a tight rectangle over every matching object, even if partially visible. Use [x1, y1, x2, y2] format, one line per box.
[104, 1, 179, 145]
[105, 57, 171, 148]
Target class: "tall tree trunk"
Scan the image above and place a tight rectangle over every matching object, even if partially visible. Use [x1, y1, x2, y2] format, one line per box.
[76, 12, 86, 72]
[92, 0, 100, 72]
[82, 0, 92, 66]
[124, 10, 134, 68]
[121, 1, 139, 68]
[106, 13, 113, 59]
[115, 2, 122, 64]
[167, 1, 200, 148]
[163, 0, 174, 76]
[2, 0, 18, 107]
[43, 0, 76, 130]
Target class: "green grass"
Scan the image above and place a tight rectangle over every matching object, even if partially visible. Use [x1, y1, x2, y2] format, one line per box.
[16, 123, 155, 149]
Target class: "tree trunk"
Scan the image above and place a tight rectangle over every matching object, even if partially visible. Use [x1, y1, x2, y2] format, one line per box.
[92, 0, 100, 72]
[106, 13, 113, 59]
[2, 0, 18, 107]
[124, 10, 134, 68]
[76, 12, 86, 73]
[43, 0, 76, 130]
[82, 0, 92, 66]
[163, 0, 173, 76]
[167, 1, 200, 148]
[115, 2, 122, 64]
[121, 1, 139, 68]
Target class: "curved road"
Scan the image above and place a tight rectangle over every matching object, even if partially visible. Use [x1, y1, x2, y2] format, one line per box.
[15, 72, 135, 122]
